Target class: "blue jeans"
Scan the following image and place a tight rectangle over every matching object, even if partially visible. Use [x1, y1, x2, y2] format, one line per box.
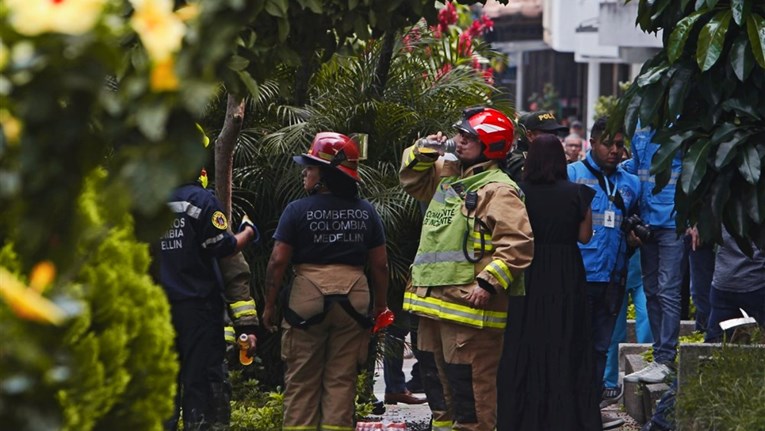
[641, 229, 685, 364]
[684, 237, 715, 332]
[587, 282, 620, 392]
[603, 251, 653, 388]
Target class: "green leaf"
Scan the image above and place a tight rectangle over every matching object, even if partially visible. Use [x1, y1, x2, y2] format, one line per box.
[265, 0, 287, 17]
[696, 11, 732, 71]
[668, 12, 704, 63]
[738, 144, 761, 184]
[639, 81, 666, 126]
[136, 103, 169, 142]
[653, 130, 694, 175]
[637, 63, 669, 86]
[277, 17, 290, 42]
[705, 0, 719, 9]
[730, 0, 750, 26]
[694, 0, 706, 10]
[296, 0, 322, 14]
[236, 70, 260, 99]
[746, 14, 765, 68]
[624, 92, 643, 139]
[714, 130, 749, 169]
[681, 138, 713, 194]
[743, 183, 760, 223]
[667, 65, 692, 118]
[228, 55, 250, 72]
[730, 33, 755, 81]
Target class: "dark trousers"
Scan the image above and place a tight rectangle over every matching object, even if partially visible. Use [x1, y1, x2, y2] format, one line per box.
[166, 296, 226, 430]
[587, 282, 620, 392]
[705, 286, 765, 342]
[383, 312, 422, 393]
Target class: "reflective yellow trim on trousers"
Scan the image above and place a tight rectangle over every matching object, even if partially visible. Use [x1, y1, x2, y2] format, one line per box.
[432, 419, 453, 430]
[485, 259, 513, 290]
[403, 291, 507, 329]
[229, 299, 257, 318]
[283, 426, 316, 430]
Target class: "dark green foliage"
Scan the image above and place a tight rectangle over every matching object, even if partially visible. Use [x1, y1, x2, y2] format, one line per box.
[618, 0, 765, 251]
[57, 170, 177, 430]
[0, 170, 177, 430]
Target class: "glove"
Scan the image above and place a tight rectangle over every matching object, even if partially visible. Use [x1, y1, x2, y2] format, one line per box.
[239, 214, 260, 243]
[372, 308, 394, 333]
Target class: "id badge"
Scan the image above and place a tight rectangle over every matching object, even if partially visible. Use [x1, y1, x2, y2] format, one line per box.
[604, 210, 616, 228]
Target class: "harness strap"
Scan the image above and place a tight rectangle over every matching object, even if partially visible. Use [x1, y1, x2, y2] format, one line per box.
[284, 295, 372, 330]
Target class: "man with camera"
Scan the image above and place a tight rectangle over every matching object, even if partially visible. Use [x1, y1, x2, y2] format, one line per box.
[568, 117, 641, 430]
[621, 123, 686, 385]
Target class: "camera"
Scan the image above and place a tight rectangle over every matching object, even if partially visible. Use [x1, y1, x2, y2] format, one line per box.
[621, 214, 652, 242]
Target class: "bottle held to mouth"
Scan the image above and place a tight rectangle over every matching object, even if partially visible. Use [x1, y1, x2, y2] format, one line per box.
[416, 137, 456, 155]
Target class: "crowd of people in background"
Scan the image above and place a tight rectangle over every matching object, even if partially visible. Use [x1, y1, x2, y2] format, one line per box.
[153, 106, 764, 431]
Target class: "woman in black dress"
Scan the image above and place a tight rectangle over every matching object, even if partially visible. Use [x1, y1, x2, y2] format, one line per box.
[497, 134, 600, 430]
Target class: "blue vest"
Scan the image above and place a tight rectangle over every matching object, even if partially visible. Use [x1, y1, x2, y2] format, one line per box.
[568, 153, 641, 283]
[620, 126, 682, 228]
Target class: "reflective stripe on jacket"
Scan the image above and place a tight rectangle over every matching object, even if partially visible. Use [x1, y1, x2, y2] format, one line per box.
[399, 145, 534, 329]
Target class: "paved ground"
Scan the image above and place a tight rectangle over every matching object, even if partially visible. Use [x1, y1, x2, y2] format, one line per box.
[361, 338, 642, 430]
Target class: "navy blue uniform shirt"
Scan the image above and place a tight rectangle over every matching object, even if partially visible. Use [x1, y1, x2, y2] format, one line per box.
[158, 183, 237, 301]
[273, 193, 385, 266]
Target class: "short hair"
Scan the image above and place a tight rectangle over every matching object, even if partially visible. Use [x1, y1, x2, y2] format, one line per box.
[590, 116, 624, 142]
[523, 134, 568, 184]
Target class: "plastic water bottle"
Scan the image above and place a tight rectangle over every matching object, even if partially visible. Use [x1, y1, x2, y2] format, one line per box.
[238, 333, 253, 366]
[416, 137, 456, 155]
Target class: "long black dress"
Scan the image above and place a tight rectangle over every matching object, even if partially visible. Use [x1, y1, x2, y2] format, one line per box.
[497, 179, 600, 431]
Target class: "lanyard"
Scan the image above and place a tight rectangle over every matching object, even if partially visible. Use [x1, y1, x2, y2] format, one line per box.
[603, 175, 618, 209]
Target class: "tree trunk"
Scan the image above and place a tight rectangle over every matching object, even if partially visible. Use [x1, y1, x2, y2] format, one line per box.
[215, 94, 245, 220]
[372, 31, 396, 99]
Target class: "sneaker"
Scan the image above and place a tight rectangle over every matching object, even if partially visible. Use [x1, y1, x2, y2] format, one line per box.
[624, 361, 671, 384]
[601, 412, 625, 430]
[600, 384, 623, 408]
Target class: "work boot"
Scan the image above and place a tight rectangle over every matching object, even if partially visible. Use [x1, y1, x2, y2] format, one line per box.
[384, 390, 427, 405]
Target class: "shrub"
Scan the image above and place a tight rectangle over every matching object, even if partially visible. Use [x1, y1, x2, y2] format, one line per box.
[676, 345, 765, 430]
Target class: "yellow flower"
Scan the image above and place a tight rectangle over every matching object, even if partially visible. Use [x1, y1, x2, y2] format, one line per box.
[0, 110, 23, 146]
[0, 266, 66, 325]
[130, 0, 186, 62]
[150, 57, 179, 92]
[29, 261, 56, 293]
[0, 41, 8, 71]
[5, 0, 107, 36]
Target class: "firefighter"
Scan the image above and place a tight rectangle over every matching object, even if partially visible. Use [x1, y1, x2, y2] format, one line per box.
[155, 129, 259, 430]
[399, 107, 534, 431]
[262, 132, 389, 431]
